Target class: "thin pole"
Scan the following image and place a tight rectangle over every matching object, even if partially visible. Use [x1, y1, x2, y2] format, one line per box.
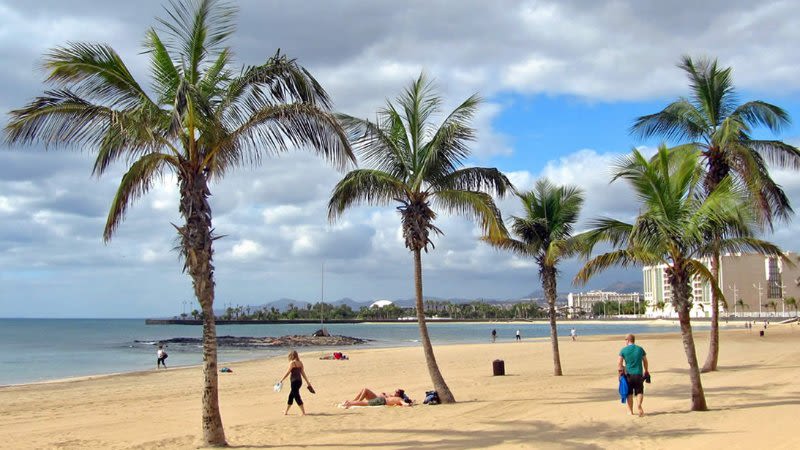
[320, 262, 325, 328]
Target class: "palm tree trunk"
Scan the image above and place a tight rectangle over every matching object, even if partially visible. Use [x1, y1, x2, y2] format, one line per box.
[671, 271, 708, 412]
[702, 251, 721, 372]
[180, 170, 226, 446]
[413, 249, 455, 403]
[542, 266, 562, 375]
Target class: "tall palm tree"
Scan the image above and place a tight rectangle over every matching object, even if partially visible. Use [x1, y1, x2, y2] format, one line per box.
[328, 73, 512, 403]
[631, 55, 800, 372]
[785, 297, 798, 317]
[575, 146, 782, 411]
[4, 0, 353, 445]
[483, 180, 584, 376]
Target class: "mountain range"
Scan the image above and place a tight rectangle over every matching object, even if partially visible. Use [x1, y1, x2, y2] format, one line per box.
[217, 280, 643, 312]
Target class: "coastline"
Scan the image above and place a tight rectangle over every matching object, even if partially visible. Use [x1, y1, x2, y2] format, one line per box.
[1, 324, 798, 449]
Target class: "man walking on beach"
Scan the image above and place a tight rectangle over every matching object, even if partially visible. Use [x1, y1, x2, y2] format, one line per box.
[515, 329, 521, 341]
[618, 334, 648, 417]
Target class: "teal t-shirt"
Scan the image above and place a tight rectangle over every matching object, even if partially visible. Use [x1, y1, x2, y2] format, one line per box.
[619, 344, 646, 375]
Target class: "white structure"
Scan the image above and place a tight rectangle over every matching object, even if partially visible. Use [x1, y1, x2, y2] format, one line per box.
[370, 299, 394, 308]
[642, 252, 800, 318]
[567, 291, 641, 318]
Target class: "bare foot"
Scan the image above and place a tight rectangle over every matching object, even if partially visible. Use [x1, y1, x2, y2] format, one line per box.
[638, 408, 645, 417]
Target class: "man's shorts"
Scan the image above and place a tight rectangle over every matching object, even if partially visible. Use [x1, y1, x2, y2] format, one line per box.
[626, 374, 645, 395]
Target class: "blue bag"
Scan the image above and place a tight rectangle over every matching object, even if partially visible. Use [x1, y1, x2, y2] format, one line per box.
[618, 375, 629, 403]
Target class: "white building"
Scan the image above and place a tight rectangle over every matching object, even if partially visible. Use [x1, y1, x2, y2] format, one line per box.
[642, 252, 800, 318]
[567, 291, 641, 318]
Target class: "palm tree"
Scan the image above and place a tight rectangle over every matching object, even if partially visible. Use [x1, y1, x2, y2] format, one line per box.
[631, 55, 800, 372]
[575, 146, 782, 411]
[328, 73, 512, 403]
[735, 298, 749, 315]
[764, 300, 778, 314]
[785, 297, 798, 317]
[483, 180, 584, 376]
[655, 301, 667, 317]
[4, 0, 353, 445]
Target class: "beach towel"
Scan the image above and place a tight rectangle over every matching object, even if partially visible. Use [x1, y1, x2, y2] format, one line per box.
[618, 375, 629, 403]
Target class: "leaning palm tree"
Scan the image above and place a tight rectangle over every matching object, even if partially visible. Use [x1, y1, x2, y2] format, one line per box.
[483, 180, 584, 376]
[631, 55, 800, 372]
[4, 0, 353, 445]
[328, 73, 512, 403]
[575, 146, 782, 411]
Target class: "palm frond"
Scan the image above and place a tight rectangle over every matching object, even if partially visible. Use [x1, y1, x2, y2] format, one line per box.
[574, 249, 637, 285]
[43, 42, 158, 110]
[157, 0, 236, 83]
[336, 113, 410, 178]
[143, 28, 180, 105]
[218, 103, 355, 174]
[418, 93, 480, 180]
[433, 189, 507, 241]
[328, 169, 405, 222]
[433, 167, 513, 198]
[104, 152, 177, 241]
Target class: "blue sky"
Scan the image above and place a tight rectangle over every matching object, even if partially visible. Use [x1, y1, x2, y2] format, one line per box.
[2, 0, 800, 318]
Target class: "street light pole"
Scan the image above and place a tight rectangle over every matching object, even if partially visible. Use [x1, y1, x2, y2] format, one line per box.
[754, 283, 762, 316]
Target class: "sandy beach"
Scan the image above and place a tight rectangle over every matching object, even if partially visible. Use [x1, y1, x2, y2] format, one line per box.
[1, 323, 798, 449]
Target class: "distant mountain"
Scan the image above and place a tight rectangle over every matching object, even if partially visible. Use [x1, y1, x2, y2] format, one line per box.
[266, 298, 310, 312]
[326, 297, 368, 309]
[602, 281, 643, 293]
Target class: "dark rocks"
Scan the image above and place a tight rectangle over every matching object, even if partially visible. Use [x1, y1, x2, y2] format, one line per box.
[152, 334, 368, 348]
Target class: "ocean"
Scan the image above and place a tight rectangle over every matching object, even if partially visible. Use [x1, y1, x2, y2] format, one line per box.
[0, 318, 694, 386]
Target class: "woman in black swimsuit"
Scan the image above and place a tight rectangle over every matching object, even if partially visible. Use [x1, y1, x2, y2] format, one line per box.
[280, 350, 313, 415]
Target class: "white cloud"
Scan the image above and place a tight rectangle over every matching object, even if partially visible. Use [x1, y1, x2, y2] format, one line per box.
[230, 239, 264, 260]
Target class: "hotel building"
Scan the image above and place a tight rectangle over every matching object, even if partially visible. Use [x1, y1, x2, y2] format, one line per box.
[642, 252, 800, 318]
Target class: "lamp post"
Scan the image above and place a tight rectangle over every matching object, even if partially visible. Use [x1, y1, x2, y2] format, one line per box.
[182, 300, 188, 318]
[729, 284, 738, 317]
[753, 283, 762, 317]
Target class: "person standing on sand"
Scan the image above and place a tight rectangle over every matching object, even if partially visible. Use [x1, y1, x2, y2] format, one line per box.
[156, 344, 168, 369]
[515, 329, 521, 341]
[280, 350, 314, 416]
[571, 328, 577, 341]
[618, 334, 649, 417]
[491, 329, 497, 343]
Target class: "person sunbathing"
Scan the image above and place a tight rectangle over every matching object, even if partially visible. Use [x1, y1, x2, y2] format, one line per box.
[342, 388, 412, 408]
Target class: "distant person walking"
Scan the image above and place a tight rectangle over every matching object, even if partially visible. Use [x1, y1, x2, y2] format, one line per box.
[571, 328, 577, 341]
[491, 329, 497, 343]
[156, 344, 168, 369]
[515, 329, 521, 341]
[280, 350, 314, 415]
[618, 334, 649, 417]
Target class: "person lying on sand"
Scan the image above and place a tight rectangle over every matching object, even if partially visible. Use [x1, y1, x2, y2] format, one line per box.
[342, 388, 412, 408]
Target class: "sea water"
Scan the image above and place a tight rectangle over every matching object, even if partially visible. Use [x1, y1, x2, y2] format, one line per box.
[0, 318, 694, 385]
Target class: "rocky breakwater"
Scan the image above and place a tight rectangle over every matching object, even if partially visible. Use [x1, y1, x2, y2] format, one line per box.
[157, 334, 369, 348]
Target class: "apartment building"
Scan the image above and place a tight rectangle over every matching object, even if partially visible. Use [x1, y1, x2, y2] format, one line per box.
[566, 290, 641, 318]
[642, 252, 800, 318]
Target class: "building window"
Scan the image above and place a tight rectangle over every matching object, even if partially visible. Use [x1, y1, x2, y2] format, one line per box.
[767, 257, 782, 299]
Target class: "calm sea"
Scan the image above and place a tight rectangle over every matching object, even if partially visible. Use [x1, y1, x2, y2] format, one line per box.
[0, 318, 693, 386]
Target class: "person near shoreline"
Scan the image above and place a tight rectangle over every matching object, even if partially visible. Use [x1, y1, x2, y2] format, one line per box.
[342, 388, 412, 408]
[618, 333, 649, 417]
[491, 329, 497, 343]
[571, 328, 577, 341]
[515, 329, 521, 341]
[156, 344, 168, 369]
[279, 350, 313, 415]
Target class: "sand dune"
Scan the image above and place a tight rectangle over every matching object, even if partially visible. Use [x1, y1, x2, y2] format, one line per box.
[1, 323, 798, 449]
